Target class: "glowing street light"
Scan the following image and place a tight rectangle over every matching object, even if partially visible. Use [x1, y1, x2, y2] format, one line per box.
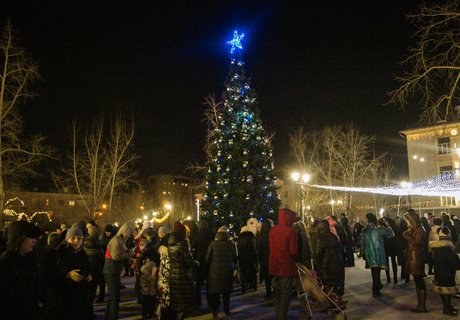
[164, 203, 172, 211]
[291, 170, 311, 224]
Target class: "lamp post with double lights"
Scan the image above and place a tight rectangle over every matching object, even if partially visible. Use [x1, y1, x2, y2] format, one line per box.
[291, 171, 311, 225]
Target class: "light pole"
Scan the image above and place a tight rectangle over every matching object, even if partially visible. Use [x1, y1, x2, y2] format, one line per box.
[330, 199, 335, 215]
[291, 171, 311, 224]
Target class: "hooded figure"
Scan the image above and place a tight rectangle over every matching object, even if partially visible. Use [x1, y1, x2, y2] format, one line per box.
[103, 222, 135, 320]
[0, 221, 42, 320]
[269, 208, 298, 320]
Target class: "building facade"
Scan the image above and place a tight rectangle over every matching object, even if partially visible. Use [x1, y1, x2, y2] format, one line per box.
[146, 174, 202, 222]
[401, 121, 460, 214]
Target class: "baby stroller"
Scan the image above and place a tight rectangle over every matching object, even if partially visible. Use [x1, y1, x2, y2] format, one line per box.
[295, 263, 346, 320]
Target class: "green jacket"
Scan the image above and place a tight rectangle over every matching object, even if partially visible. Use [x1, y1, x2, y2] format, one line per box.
[361, 225, 394, 269]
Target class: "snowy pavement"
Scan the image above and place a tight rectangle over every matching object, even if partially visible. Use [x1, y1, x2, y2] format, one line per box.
[95, 257, 454, 319]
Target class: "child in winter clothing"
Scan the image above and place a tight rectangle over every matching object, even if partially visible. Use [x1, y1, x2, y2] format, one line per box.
[429, 226, 460, 316]
[140, 259, 158, 319]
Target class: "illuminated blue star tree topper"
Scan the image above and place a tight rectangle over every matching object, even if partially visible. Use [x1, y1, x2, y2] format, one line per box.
[227, 30, 245, 54]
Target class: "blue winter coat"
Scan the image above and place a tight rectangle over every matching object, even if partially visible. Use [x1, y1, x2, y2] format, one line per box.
[361, 225, 394, 269]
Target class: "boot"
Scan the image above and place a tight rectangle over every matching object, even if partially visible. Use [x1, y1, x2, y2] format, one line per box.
[411, 288, 428, 313]
[444, 295, 458, 316]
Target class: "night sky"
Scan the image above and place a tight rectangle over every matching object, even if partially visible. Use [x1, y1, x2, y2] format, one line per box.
[2, 0, 420, 188]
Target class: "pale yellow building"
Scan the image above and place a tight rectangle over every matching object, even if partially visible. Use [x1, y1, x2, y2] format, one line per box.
[400, 121, 460, 213]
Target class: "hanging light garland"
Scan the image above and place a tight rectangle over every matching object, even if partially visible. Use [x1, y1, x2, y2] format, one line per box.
[311, 172, 460, 198]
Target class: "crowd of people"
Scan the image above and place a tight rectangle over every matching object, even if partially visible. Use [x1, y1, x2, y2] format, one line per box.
[0, 207, 459, 319]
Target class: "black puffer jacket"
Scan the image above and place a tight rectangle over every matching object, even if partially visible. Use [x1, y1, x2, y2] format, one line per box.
[0, 221, 41, 320]
[206, 231, 236, 294]
[237, 230, 258, 271]
[313, 221, 342, 291]
[257, 220, 271, 280]
[195, 221, 214, 280]
[168, 233, 197, 312]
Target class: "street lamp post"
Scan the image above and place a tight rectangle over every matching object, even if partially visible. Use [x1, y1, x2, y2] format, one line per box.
[291, 171, 311, 225]
[330, 199, 335, 215]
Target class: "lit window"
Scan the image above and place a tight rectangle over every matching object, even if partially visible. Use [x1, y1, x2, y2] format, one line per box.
[438, 137, 451, 154]
[69, 200, 75, 206]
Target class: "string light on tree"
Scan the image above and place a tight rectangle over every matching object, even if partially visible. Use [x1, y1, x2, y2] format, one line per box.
[202, 29, 279, 227]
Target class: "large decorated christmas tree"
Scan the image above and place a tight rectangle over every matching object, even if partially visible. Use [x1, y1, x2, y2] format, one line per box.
[202, 31, 280, 229]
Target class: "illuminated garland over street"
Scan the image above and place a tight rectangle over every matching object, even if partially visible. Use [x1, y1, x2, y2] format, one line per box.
[311, 172, 460, 198]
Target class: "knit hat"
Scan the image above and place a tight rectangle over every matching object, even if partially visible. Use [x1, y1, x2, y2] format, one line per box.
[438, 226, 451, 240]
[65, 225, 83, 241]
[173, 221, 186, 237]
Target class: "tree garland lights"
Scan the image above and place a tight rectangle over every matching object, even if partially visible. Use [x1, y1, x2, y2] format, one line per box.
[311, 172, 460, 199]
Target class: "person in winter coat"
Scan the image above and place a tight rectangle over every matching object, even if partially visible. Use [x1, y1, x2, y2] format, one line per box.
[135, 228, 160, 305]
[395, 217, 409, 283]
[206, 226, 237, 320]
[83, 224, 104, 316]
[292, 219, 313, 269]
[313, 220, 344, 297]
[0, 221, 42, 320]
[382, 217, 398, 284]
[158, 230, 174, 319]
[168, 221, 198, 320]
[43, 231, 61, 320]
[269, 208, 298, 320]
[427, 217, 443, 275]
[443, 215, 459, 245]
[257, 219, 272, 298]
[97, 224, 116, 303]
[55, 225, 92, 320]
[353, 218, 364, 258]
[237, 225, 258, 293]
[195, 220, 214, 306]
[103, 222, 135, 320]
[403, 209, 428, 313]
[361, 213, 394, 297]
[429, 226, 460, 316]
[140, 259, 158, 319]
[340, 214, 355, 267]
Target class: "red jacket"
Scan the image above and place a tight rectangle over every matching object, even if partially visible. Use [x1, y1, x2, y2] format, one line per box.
[269, 208, 298, 277]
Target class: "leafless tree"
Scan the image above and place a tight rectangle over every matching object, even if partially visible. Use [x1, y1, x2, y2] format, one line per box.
[60, 114, 137, 219]
[389, 1, 460, 124]
[0, 20, 52, 209]
[289, 123, 389, 213]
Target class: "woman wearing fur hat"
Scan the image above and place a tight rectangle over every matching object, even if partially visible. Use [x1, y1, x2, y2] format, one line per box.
[55, 225, 92, 319]
[403, 209, 428, 313]
[0, 221, 42, 320]
[206, 226, 237, 320]
[429, 226, 460, 316]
